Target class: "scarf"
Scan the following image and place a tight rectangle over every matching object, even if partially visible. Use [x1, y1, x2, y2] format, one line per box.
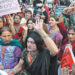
[0, 38, 23, 50]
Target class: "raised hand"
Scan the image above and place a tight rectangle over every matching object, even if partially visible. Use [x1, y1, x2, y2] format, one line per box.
[34, 19, 44, 33]
[6, 15, 15, 35]
[6, 15, 14, 25]
[22, 26, 28, 31]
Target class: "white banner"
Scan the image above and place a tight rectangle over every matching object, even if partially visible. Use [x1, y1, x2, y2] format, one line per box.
[0, 0, 21, 16]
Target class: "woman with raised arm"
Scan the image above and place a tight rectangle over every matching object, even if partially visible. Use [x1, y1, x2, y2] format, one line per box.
[58, 26, 75, 75]
[8, 19, 58, 75]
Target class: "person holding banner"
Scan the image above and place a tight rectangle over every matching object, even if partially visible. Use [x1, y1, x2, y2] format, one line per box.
[59, 25, 75, 75]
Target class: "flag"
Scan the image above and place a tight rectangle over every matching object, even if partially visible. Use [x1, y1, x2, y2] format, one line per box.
[61, 45, 75, 70]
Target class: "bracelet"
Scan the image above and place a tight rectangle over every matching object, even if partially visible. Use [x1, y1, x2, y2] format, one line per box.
[42, 34, 49, 38]
[12, 68, 16, 74]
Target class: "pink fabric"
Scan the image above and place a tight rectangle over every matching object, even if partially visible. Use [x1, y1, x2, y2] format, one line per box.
[44, 6, 49, 15]
[55, 0, 59, 3]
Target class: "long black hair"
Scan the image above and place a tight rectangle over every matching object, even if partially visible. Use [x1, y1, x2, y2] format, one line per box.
[26, 18, 36, 34]
[26, 17, 36, 25]
[23, 31, 44, 52]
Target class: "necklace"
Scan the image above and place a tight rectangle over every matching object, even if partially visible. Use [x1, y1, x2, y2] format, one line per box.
[14, 25, 20, 33]
[49, 27, 59, 35]
[27, 50, 39, 65]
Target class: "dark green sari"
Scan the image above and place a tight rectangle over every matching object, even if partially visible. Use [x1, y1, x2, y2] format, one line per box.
[21, 49, 58, 75]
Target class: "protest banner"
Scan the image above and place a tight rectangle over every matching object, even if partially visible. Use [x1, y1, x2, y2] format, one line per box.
[0, 0, 21, 16]
[61, 45, 75, 70]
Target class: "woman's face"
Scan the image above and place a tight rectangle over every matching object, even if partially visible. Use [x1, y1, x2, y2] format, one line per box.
[14, 15, 21, 24]
[68, 29, 75, 42]
[1, 31, 12, 43]
[35, 14, 40, 20]
[27, 20, 34, 30]
[25, 12, 32, 19]
[27, 37, 37, 51]
[49, 17, 57, 27]
[0, 18, 3, 28]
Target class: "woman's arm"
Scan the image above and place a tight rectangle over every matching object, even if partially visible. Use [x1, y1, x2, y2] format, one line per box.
[7, 59, 24, 75]
[55, 32, 63, 48]
[34, 19, 58, 56]
[22, 26, 28, 42]
[39, 30, 58, 56]
[13, 59, 24, 73]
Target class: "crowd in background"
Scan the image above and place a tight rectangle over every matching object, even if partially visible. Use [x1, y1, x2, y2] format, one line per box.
[0, 0, 75, 75]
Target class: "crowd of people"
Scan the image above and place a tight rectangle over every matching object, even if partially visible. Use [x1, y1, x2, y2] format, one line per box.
[0, 0, 75, 75]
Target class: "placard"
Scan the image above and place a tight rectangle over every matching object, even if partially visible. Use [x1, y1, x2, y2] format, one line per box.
[61, 45, 75, 70]
[0, 0, 21, 16]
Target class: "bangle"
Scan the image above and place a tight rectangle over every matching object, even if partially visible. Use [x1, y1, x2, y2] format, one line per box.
[42, 34, 49, 38]
[12, 68, 16, 74]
